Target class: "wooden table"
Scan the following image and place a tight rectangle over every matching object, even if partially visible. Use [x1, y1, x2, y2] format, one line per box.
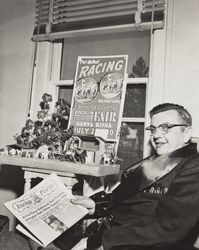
[0, 156, 120, 193]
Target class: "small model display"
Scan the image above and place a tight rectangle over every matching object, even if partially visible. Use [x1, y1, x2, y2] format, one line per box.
[2, 93, 87, 164]
[100, 143, 116, 165]
[1, 55, 130, 167]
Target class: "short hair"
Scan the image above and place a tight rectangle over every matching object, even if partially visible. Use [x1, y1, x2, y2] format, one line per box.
[149, 103, 192, 126]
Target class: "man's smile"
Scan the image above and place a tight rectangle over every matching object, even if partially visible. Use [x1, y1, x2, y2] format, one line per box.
[153, 138, 168, 147]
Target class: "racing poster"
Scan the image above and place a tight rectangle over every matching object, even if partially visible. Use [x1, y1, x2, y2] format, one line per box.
[69, 55, 128, 141]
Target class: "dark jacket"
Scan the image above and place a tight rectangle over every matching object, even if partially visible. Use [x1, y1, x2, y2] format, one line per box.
[102, 143, 199, 250]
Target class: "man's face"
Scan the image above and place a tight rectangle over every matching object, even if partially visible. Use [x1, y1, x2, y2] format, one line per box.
[150, 110, 191, 155]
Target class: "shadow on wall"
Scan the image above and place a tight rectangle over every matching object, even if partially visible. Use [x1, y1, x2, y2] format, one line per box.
[0, 165, 25, 230]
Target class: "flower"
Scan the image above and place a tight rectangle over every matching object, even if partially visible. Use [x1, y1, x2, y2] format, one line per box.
[11, 94, 86, 164]
[14, 94, 72, 150]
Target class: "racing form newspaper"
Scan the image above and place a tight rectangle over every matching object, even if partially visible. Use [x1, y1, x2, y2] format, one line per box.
[69, 55, 128, 141]
[4, 173, 88, 247]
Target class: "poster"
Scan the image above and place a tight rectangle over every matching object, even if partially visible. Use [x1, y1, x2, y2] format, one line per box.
[69, 55, 128, 141]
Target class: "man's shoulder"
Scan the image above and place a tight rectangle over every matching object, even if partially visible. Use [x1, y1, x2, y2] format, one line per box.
[168, 143, 199, 166]
[181, 143, 199, 161]
[177, 150, 199, 173]
[181, 151, 199, 163]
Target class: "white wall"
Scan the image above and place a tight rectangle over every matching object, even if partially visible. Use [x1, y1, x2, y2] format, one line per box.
[166, 0, 199, 137]
[0, 1, 35, 147]
[0, 0, 34, 229]
[150, 0, 199, 137]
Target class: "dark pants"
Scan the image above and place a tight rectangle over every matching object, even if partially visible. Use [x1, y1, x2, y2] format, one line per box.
[0, 231, 60, 250]
[0, 231, 31, 250]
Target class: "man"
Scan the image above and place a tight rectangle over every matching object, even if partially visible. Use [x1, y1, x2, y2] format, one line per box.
[71, 103, 199, 250]
[1, 103, 199, 250]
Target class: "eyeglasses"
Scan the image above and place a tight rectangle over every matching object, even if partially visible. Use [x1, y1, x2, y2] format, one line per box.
[145, 123, 188, 135]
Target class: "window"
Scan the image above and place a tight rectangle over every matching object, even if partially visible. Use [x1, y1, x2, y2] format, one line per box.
[30, 0, 166, 167]
[55, 30, 150, 169]
[61, 31, 150, 79]
[58, 85, 73, 105]
[118, 79, 147, 170]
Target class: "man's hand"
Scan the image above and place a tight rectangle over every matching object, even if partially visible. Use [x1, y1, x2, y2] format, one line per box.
[70, 195, 96, 215]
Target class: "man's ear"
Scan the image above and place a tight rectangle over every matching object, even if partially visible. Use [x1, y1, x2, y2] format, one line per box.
[184, 126, 192, 143]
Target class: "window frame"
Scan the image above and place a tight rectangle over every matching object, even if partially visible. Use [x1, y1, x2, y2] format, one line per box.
[42, 28, 152, 159]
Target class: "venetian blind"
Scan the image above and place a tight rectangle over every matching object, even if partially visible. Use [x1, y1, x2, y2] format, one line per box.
[32, 0, 165, 41]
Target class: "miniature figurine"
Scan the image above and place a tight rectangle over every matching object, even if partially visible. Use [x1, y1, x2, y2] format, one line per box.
[63, 136, 87, 163]
[100, 143, 116, 165]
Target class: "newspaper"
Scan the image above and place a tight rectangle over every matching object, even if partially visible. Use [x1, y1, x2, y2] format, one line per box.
[4, 173, 88, 247]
